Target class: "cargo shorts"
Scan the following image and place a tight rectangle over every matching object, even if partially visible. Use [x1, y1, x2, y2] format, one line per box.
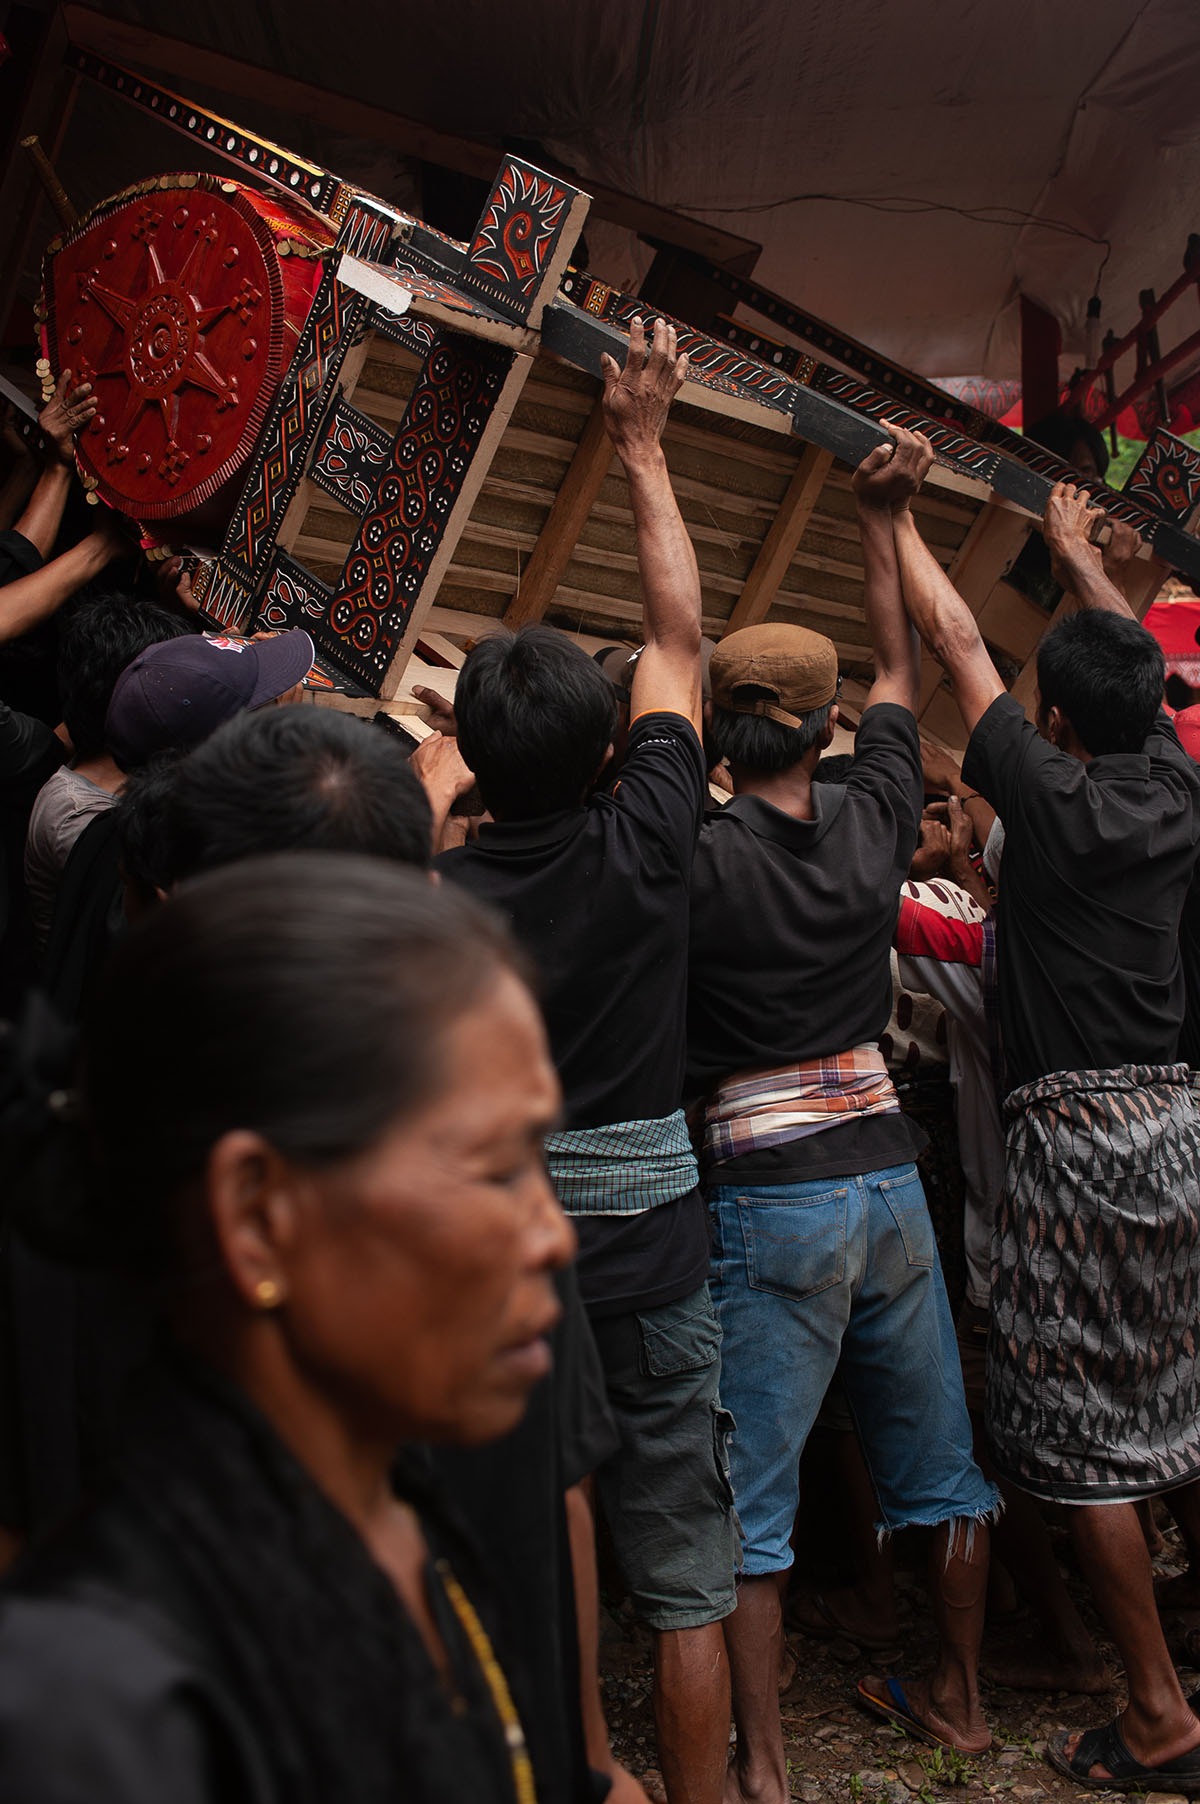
[589, 1282, 740, 1631]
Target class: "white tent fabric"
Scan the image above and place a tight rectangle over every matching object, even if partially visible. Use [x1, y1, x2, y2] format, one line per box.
[36, 0, 1200, 382]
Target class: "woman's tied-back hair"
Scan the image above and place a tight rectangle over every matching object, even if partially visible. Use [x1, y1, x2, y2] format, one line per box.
[454, 624, 618, 820]
[6, 852, 524, 1268]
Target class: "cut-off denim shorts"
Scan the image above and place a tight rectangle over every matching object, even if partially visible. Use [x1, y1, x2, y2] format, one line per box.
[707, 1161, 998, 1576]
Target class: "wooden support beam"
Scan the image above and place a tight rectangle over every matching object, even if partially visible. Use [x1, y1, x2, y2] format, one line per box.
[945, 503, 1033, 612]
[723, 444, 834, 636]
[503, 400, 613, 630]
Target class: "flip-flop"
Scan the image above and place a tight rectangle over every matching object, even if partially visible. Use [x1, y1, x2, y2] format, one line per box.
[790, 1590, 899, 1651]
[855, 1675, 981, 1753]
[1046, 1718, 1200, 1792]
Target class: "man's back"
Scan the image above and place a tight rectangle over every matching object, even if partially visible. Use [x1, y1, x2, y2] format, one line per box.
[441, 709, 710, 1319]
[963, 694, 1200, 1088]
[687, 702, 923, 1097]
[440, 709, 704, 1129]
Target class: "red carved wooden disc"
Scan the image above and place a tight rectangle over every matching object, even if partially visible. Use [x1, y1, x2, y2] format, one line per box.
[43, 174, 332, 521]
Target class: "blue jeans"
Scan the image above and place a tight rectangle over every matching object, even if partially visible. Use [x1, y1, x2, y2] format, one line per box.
[708, 1161, 998, 1576]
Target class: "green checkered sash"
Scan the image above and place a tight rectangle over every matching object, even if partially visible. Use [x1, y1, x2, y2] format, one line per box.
[544, 1109, 699, 1215]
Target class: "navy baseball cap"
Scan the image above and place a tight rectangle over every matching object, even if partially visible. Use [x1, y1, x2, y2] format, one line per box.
[106, 630, 315, 768]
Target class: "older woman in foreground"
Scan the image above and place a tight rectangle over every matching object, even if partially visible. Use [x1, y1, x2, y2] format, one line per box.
[0, 851, 573, 1804]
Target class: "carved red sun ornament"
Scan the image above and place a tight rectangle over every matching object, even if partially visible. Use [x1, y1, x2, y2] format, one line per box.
[42, 173, 333, 523]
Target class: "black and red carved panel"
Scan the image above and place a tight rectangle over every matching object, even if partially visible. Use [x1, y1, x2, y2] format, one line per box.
[809, 368, 1003, 483]
[1124, 430, 1200, 523]
[369, 302, 438, 358]
[462, 158, 583, 322]
[260, 550, 333, 630]
[310, 401, 391, 513]
[196, 559, 254, 631]
[315, 334, 514, 688]
[337, 198, 400, 264]
[42, 174, 331, 524]
[556, 273, 797, 414]
[220, 265, 368, 581]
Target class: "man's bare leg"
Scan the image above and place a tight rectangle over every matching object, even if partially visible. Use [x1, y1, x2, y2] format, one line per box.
[791, 1430, 898, 1646]
[863, 1518, 991, 1754]
[982, 1472, 1108, 1693]
[1058, 1501, 1200, 1779]
[653, 1621, 730, 1804]
[720, 1574, 788, 1804]
[566, 1480, 651, 1804]
[1155, 1476, 1200, 1610]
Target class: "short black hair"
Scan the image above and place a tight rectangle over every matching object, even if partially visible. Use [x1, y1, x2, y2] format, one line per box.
[708, 693, 833, 773]
[165, 705, 433, 884]
[18, 854, 523, 1268]
[1036, 610, 1164, 755]
[58, 594, 193, 760]
[112, 752, 183, 905]
[455, 624, 617, 819]
[1025, 410, 1110, 481]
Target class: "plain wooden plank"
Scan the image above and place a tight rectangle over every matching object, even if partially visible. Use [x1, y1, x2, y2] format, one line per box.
[724, 445, 835, 635]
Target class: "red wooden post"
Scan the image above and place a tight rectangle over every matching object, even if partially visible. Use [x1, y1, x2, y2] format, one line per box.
[1020, 295, 1061, 428]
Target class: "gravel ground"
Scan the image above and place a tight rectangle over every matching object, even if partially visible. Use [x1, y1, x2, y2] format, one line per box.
[598, 1512, 1200, 1803]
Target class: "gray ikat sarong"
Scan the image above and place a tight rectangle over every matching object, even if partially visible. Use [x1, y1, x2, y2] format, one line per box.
[986, 1063, 1200, 1503]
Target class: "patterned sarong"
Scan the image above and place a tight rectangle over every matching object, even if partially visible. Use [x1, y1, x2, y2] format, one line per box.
[987, 1063, 1200, 1502]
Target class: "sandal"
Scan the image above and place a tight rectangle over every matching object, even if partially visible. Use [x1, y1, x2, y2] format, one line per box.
[855, 1675, 986, 1755]
[1046, 1717, 1200, 1792]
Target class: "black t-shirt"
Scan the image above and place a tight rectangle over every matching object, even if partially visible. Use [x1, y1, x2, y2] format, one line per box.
[0, 529, 42, 591]
[1180, 875, 1200, 1068]
[439, 711, 710, 1316]
[686, 702, 923, 1180]
[963, 694, 1200, 1090]
[0, 531, 59, 724]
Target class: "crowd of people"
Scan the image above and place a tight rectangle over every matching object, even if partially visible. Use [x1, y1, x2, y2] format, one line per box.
[0, 318, 1198, 1801]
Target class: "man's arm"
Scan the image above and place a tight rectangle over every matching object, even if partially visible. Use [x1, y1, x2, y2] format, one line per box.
[0, 518, 127, 644]
[10, 371, 97, 562]
[599, 318, 701, 731]
[851, 428, 923, 714]
[1043, 481, 1135, 619]
[886, 427, 1006, 737]
[409, 730, 476, 855]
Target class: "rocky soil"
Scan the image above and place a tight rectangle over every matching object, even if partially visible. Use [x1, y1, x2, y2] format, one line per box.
[599, 1510, 1199, 1803]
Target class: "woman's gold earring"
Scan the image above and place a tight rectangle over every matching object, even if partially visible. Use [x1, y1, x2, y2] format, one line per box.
[254, 1278, 282, 1309]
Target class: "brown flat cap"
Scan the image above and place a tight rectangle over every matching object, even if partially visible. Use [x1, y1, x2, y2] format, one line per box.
[710, 623, 839, 728]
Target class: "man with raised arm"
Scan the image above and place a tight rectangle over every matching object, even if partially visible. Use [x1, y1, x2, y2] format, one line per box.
[440, 319, 737, 1804]
[889, 430, 1200, 1795]
[686, 429, 997, 1801]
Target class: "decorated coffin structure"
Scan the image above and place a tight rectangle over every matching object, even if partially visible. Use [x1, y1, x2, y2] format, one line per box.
[35, 52, 1200, 750]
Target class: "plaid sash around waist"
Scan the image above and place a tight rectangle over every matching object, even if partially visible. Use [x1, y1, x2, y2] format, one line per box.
[704, 1045, 900, 1165]
[544, 1109, 700, 1216]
